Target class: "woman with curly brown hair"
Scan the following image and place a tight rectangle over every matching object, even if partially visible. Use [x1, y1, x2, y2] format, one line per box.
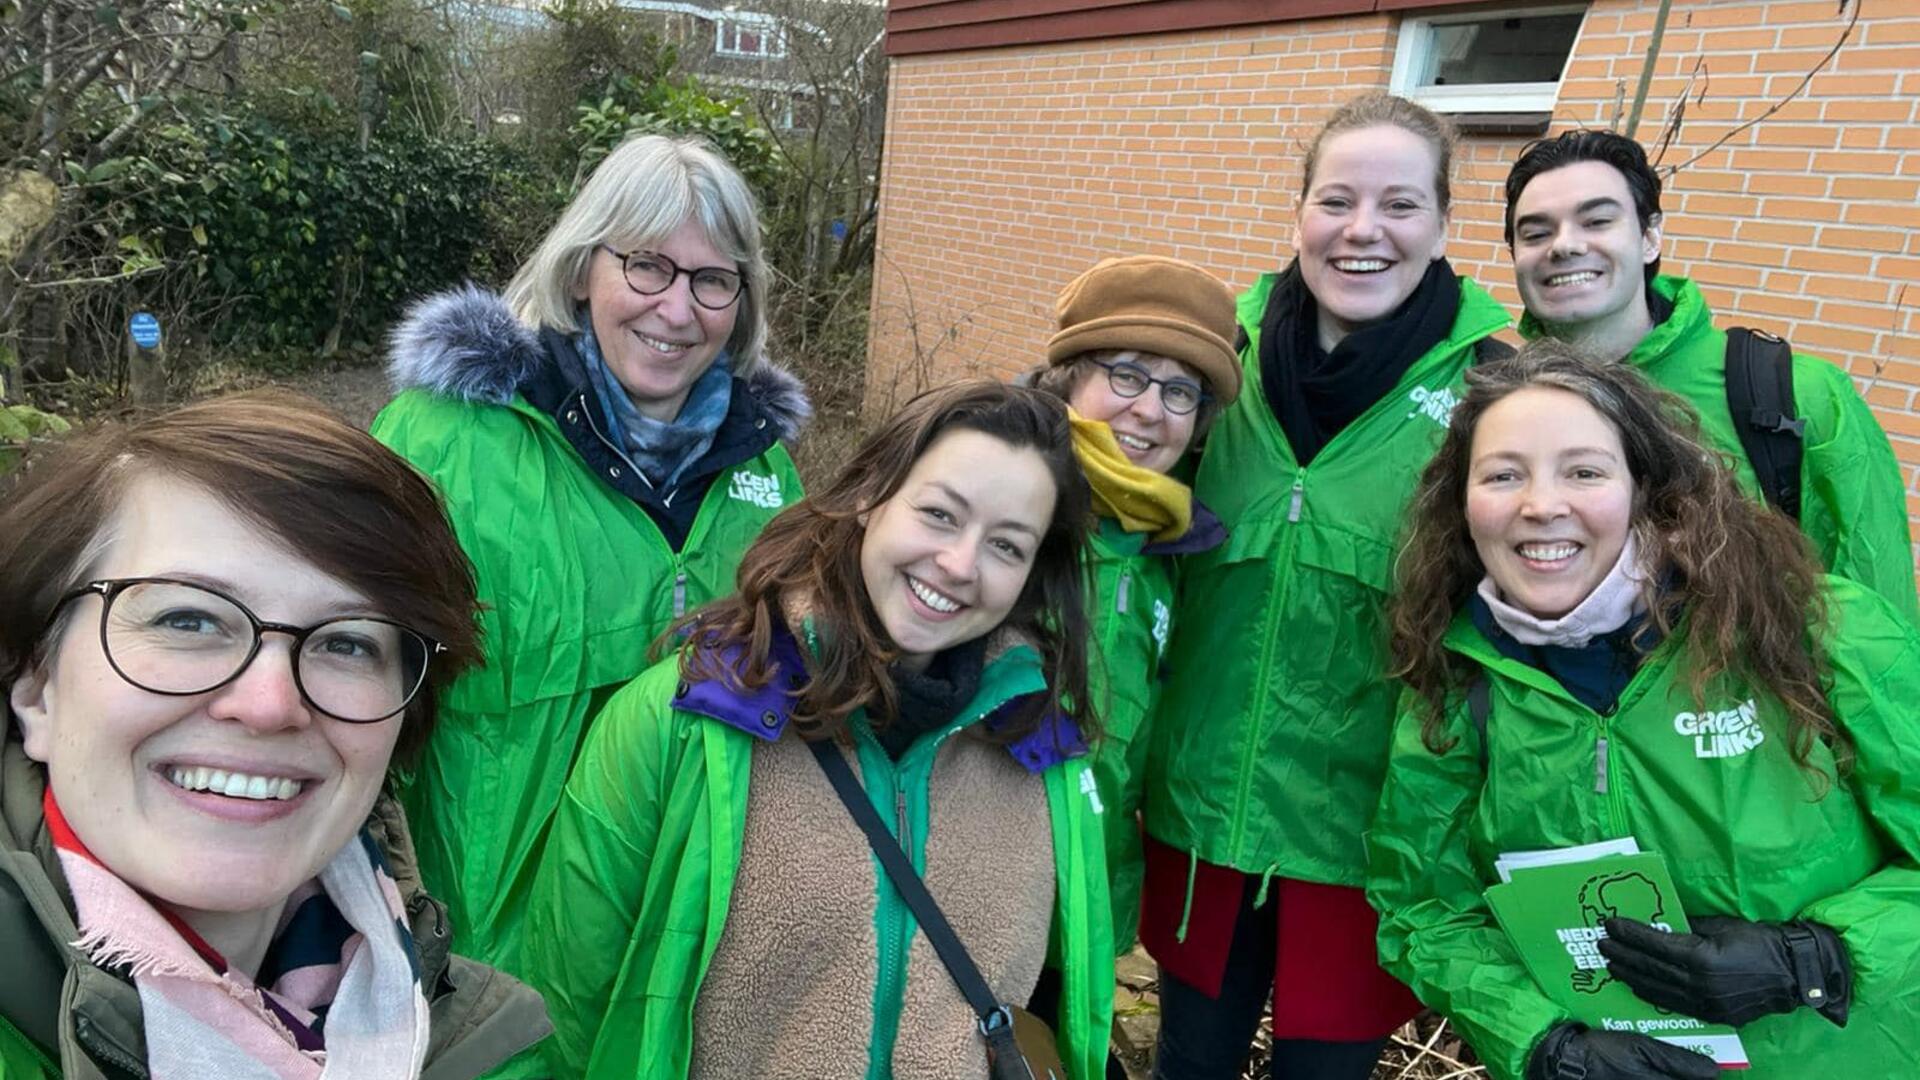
[1366, 340, 1920, 1080]
[521, 380, 1116, 1080]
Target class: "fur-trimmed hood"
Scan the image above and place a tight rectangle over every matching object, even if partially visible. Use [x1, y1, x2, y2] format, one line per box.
[386, 284, 811, 442]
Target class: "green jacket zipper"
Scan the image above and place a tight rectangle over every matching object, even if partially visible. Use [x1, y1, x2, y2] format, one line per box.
[1230, 468, 1305, 859]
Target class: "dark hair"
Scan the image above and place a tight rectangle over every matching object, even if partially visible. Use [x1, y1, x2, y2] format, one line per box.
[678, 380, 1096, 745]
[1504, 129, 1664, 281]
[1302, 92, 1457, 215]
[1388, 340, 1843, 781]
[1031, 349, 1224, 448]
[0, 390, 482, 761]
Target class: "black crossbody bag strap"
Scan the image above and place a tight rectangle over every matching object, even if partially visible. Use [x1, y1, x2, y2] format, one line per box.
[806, 738, 1030, 1080]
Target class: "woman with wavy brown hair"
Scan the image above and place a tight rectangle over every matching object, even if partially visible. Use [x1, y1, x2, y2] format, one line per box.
[1366, 340, 1920, 1080]
[521, 379, 1117, 1080]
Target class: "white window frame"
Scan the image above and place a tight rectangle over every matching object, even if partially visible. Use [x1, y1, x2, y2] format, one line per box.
[714, 14, 786, 60]
[1389, 3, 1588, 114]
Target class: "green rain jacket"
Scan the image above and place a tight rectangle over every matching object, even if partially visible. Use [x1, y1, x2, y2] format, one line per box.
[371, 286, 806, 975]
[1146, 276, 1510, 887]
[1522, 274, 1917, 623]
[521, 630, 1115, 1080]
[1366, 577, 1920, 1080]
[1085, 511, 1221, 951]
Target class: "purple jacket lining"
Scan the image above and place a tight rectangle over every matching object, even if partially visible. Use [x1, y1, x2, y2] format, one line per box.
[669, 625, 1085, 773]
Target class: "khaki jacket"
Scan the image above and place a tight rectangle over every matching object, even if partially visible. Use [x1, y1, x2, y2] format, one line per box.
[0, 711, 551, 1080]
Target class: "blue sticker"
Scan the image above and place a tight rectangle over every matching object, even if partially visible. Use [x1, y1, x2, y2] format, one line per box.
[129, 311, 161, 349]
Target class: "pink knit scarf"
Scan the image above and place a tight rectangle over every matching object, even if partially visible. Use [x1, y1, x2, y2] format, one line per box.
[45, 790, 430, 1080]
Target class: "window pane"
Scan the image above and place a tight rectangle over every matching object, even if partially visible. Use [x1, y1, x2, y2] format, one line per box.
[1423, 13, 1584, 86]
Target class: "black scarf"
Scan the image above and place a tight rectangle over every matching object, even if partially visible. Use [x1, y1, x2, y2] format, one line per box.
[1259, 258, 1461, 465]
[875, 636, 988, 760]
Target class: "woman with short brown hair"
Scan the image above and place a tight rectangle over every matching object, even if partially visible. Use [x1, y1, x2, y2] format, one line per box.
[0, 391, 548, 1078]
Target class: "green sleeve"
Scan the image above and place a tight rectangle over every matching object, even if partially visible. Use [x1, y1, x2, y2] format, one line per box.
[373, 392, 541, 966]
[1092, 720, 1151, 953]
[1366, 691, 1571, 1080]
[521, 666, 682, 1079]
[1797, 357, 1919, 626]
[372, 391, 520, 714]
[1045, 759, 1116, 1080]
[0, 1013, 58, 1080]
[1797, 584, 1920, 1007]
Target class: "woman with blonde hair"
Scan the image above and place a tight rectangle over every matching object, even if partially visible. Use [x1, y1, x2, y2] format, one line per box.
[1369, 341, 1920, 1079]
[373, 133, 808, 976]
[1141, 91, 1510, 1078]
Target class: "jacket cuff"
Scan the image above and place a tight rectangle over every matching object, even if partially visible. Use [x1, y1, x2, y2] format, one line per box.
[1785, 920, 1851, 1027]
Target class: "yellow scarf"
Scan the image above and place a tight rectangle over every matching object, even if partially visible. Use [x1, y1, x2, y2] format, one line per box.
[1067, 408, 1193, 542]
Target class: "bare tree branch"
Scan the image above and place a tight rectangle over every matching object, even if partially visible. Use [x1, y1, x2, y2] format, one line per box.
[1659, 0, 1860, 177]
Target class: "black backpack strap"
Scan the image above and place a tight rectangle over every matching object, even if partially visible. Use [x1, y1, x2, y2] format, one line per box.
[1473, 336, 1517, 364]
[1724, 327, 1804, 520]
[806, 739, 1031, 1079]
[1467, 673, 1492, 772]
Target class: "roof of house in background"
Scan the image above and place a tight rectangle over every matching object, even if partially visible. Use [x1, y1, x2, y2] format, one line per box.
[886, 0, 1481, 56]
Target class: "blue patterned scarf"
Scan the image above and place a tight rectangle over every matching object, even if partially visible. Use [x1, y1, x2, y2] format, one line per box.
[576, 324, 734, 492]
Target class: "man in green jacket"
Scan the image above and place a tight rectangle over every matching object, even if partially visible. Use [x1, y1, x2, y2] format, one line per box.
[1504, 129, 1917, 621]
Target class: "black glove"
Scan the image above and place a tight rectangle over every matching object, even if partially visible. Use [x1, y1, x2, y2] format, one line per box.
[1599, 915, 1851, 1028]
[1525, 1023, 1720, 1080]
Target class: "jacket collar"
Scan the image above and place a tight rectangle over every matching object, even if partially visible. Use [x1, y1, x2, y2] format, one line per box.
[670, 622, 1088, 773]
[1140, 499, 1226, 556]
[1516, 273, 1707, 371]
[385, 285, 811, 508]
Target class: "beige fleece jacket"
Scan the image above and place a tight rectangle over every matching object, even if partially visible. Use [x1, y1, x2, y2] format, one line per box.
[690, 729, 1056, 1079]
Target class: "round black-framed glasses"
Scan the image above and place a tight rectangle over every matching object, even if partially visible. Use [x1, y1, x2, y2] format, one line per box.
[52, 577, 444, 723]
[602, 245, 745, 311]
[1087, 358, 1210, 415]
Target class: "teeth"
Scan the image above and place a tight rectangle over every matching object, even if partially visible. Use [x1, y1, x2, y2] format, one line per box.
[908, 576, 962, 614]
[637, 332, 690, 354]
[1333, 258, 1389, 272]
[1546, 271, 1600, 287]
[1518, 542, 1580, 562]
[167, 766, 302, 801]
[1116, 433, 1152, 451]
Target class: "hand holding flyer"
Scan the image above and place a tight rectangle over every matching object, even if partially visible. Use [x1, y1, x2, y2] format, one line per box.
[1483, 843, 1750, 1070]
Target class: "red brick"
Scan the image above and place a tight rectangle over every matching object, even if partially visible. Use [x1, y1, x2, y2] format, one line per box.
[1833, 176, 1920, 201]
[1785, 248, 1875, 274]
[871, 10, 1920, 565]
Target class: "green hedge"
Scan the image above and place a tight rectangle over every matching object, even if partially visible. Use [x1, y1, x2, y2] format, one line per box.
[85, 101, 549, 351]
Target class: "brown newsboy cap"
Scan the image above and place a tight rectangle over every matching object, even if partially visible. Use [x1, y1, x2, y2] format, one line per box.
[1046, 255, 1241, 405]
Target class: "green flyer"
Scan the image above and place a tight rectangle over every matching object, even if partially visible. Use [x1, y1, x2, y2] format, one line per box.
[1485, 849, 1750, 1069]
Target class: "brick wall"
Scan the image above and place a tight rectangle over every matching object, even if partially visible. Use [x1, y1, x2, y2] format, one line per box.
[865, 0, 1920, 552]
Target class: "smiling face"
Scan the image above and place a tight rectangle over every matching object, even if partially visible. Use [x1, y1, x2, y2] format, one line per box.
[1466, 386, 1637, 619]
[1510, 160, 1662, 344]
[9, 472, 403, 919]
[858, 429, 1058, 673]
[1295, 124, 1449, 350]
[576, 217, 741, 422]
[1066, 355, 1201, 475]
